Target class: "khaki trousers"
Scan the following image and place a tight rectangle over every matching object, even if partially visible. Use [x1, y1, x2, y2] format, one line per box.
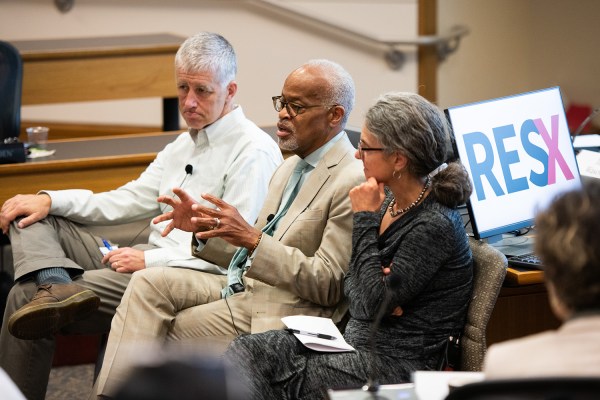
[95, 266, 252, 398]
[0, 216, 148, 400]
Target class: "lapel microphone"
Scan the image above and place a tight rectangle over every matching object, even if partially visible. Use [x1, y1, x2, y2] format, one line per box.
[363, 273, 402, 398]
[179, 164, 193, 188]
[160, 164, 194, 213]
[129, 165, 193, 246]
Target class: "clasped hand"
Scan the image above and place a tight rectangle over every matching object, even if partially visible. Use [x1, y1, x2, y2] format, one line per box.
[153, 187, 260, 249]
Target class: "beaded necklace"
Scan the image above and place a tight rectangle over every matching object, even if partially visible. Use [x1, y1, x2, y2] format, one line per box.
[388, 177, 431, 218]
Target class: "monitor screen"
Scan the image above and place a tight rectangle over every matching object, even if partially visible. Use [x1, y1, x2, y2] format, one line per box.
[445, 87, 582, 240]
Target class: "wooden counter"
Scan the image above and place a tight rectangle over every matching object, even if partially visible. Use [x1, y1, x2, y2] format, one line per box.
[11, 33, 185, 131]
[0, 131, 180, 205]
[487, 282, 561, 347]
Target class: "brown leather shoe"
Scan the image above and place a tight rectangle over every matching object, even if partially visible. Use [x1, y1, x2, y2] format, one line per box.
[8, 283, 100, 340]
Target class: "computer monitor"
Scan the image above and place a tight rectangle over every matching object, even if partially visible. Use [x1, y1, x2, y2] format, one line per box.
[445, 86, 582, 242]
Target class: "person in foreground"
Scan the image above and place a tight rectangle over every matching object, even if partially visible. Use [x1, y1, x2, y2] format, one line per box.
[224, 92, 474, 399]
[93, 59, 364, 398]
[0, 32, 282, 400]
[484, 181, 600, 378]
[111, 354, 247, 400]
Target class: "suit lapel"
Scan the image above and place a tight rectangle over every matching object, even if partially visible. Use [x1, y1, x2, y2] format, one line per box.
[255, 158, 297, 229]
[273, 136, 355, 240]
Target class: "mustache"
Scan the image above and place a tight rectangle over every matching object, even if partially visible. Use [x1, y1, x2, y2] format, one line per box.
[277, 121, 294, 133]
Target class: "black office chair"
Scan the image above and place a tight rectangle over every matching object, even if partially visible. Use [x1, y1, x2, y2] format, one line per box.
[0, 40, 23, 320]
[444, 377, 600, 400]
[0, 40, 23, 143]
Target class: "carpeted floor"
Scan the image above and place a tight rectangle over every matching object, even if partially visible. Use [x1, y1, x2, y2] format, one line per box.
[47, 363, 95, 400]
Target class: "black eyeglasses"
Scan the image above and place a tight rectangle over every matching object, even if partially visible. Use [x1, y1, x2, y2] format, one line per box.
[272, 96, 336, 118]
[357, 141, 384, 158]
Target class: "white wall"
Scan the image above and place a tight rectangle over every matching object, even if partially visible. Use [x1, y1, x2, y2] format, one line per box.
[438, 0, 600, 114]
[0, 0, 419, 130]
[3, 0, 599, 130]
[437, 0, 533, 108]
[528, 0, 600, 107]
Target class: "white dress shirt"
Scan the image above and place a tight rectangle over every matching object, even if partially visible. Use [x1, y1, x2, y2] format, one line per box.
[45, 106, 283, 274]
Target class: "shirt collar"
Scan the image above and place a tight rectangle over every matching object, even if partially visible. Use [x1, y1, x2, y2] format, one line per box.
[187, 105, 243, 148]
[302, 130, 346, 168]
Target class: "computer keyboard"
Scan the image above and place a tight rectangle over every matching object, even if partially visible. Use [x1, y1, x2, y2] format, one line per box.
[507, 252, 543, 270]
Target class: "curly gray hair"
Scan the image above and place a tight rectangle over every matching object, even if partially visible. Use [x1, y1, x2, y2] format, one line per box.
[365, 92, 472, 208]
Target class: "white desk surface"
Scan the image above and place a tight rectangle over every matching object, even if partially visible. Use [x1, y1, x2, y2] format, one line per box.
[412, 371, 485, 400]
[327, 371, 484, 400]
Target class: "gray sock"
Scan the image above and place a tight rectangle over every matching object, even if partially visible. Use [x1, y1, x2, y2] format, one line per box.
[36, 267, 72, 285]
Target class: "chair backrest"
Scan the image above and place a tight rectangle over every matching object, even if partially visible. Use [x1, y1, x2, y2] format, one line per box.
[460, 237, 507, 371]
[445, 377, 600, 400]
[0, 40, 23, 142]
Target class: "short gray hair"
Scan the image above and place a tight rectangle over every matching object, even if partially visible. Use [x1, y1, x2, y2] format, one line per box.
[175, 32, 237, 87]
[304, 59, 355, 125]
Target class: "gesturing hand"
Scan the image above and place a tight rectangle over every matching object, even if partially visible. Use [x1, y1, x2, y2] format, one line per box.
[192, 193, 261, 249]
[153, 187, 207, 236]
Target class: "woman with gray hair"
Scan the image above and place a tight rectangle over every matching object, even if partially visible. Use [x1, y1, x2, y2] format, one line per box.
[224, 92, 474, 399]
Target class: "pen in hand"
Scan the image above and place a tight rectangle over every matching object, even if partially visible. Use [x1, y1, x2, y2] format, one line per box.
[285, 328, 337, 340]
[102, 239, 113, 251]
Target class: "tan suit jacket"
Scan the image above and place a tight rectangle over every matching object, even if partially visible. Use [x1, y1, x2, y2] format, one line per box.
[484, 314, 600, 378]
[195, 134, 364, 333]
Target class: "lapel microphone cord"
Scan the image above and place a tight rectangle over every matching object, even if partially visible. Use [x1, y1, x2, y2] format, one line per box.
[126, 164, 194, 247]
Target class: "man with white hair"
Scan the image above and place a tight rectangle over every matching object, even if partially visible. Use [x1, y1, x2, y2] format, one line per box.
[94, 59, 364, 398]
[0, 32, 282, 400]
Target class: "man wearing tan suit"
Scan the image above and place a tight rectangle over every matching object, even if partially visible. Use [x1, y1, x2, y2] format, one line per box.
[94, 59, 364, 397]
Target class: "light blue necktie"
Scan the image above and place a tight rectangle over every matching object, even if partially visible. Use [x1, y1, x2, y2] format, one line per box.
[222, 159, 309, 298]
